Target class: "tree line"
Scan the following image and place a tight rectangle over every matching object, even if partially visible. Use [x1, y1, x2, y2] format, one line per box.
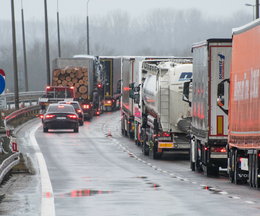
[0, 8, 250, 91]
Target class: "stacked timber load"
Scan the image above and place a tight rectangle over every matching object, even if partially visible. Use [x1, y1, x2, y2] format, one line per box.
[52, 67, 89, 99]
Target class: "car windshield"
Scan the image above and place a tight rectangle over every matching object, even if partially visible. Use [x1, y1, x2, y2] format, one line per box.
[47, 105, 75, 113]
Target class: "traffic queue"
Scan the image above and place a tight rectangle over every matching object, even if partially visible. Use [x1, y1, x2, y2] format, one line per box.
[120, 19, 260, 188]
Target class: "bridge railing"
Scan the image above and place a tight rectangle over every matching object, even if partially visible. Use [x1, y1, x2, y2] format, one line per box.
[4, 105, 40, 128]
[0, 91, 44, 110]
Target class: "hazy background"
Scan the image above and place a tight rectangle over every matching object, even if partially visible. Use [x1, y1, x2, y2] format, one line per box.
[0, 0, 254, 91]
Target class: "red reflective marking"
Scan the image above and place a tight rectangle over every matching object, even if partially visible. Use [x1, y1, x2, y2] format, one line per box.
[43, 192, 53, 198]
[71, 190, 77, 197]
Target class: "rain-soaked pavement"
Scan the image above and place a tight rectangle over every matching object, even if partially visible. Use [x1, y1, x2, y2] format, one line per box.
[0, 111, 260, 216]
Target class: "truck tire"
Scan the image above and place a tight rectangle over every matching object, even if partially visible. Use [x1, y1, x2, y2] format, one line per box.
[203, 165, 219, 177]
[190, 155, 195, 171]
[142, 142, 149, 156]
[43, 127, 48, 133]
[228, 150, 235, 183]
[249, 153, 260, 188]
[190, 139, 195, 171]
[249, 154, 254, 187]
[234, 150, 246, 185]
[151, 149, 162, 160]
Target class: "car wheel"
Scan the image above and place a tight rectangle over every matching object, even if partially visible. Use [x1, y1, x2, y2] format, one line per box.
[80, 120, 84, 126]
[74, 127, 79, 133]
[43, 127, 48, 133]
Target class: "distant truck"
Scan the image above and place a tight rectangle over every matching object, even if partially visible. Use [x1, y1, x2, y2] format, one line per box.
[217, 20, 260, 187]
[99, 57, 122, 111]
[51, 57, 101, 120]
[141, 59, 193, 159]
[184, 39, 232, 176]
[121, 57, 144, 139]
[38, 86, 75, 111]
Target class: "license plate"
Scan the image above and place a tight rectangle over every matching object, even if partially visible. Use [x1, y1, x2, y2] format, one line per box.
[104, 104, 112, 106]
[158, 142, 174, 148]
[57, 117, 66, 120]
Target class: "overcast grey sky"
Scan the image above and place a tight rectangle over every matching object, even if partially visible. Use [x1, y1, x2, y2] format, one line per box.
[0, 0, 255, 22]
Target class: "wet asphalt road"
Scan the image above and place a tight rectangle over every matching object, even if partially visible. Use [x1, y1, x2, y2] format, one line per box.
[0, 111, 260, 216]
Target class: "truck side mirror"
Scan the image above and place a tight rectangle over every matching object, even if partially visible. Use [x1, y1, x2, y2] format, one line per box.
[183, 81, 192, 107]
[217, 82, 224, 97]
[216, 79, 230, 115]
[217, 82, 225, 106]
[217, 97, 225, 107]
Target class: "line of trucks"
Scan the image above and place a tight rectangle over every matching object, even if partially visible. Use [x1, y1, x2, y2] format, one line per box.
[38, 56, 122, 119]
[37, 19, 260, 188]
[121, 19, 260, 188]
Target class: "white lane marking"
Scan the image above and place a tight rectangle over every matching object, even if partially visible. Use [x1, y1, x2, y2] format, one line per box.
[30, 124, 56, 216]
[245, 201, 255, 204]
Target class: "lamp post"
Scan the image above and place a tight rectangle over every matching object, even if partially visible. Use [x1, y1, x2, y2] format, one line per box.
[86, 0, 90, 55]
[11, 0, 20, 109]
[44, 0, 51, 85]
[245, 3, 256, 20]
[257, 0, 259, 18]
[245, 1, 260, 20]
[57, 0, 61, 57]
[21, 0, 29, 91]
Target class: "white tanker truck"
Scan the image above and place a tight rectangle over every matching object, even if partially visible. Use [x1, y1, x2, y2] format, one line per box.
[141, 59, 193, 159]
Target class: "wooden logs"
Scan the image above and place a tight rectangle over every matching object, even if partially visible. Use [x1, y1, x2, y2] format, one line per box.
[52, 67, 89, 99]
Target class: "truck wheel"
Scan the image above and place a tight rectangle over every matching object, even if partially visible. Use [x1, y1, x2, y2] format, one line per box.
[228, 149, 235, 183]
[129, 132, 134, 139]
[190, 140, 195, 171]
[203, 165, 219, 177]
[190, 158, 195, 171]
[255, 153, 260, 188]
[250, 153, 260, 188]
[43, 127, 48, 133]
[249, 154, 254, 187]
[233, 150, 246, 184]
[142, 142, 149, 156]
[149, 147, 162, 160]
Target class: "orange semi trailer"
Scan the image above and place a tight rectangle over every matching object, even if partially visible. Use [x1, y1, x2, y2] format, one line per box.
[218, 20, 260, 187]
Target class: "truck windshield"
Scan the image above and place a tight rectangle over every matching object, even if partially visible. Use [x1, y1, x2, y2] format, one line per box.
[46, 87, 74, 98]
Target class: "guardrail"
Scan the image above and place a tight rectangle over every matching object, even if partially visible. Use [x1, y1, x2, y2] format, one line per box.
[0, 105, 41, 186]
[0, 91, 44, 109]
[0, 152, 20, 184]
[5, 105, 40, 128]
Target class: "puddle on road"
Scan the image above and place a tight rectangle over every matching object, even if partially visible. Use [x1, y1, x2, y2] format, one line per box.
[57, 189, 113, 198]
[135, 176, 161, 189]
[135, 176, 148, 179]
